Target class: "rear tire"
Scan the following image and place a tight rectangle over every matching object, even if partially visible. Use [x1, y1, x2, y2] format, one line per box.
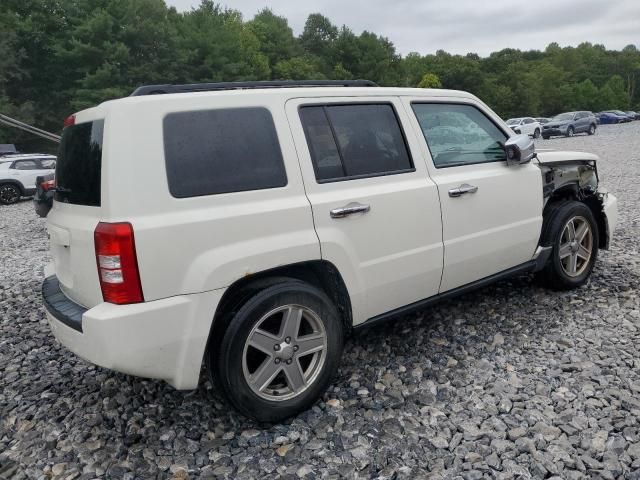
[533, 128, 541, 139]
[566, 126, 575, 137]
[588, 124, 596, 135]
[0, 184, 21, 205]
[210, 280, 344, 422]
[537, 201, 599, 290]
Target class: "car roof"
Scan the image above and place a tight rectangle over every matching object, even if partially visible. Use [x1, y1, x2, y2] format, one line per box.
[75, 86, 480, 122]
[0, 153, 56, 160]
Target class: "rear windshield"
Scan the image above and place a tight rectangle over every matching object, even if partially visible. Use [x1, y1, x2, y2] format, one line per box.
[55, 120, 104, 206]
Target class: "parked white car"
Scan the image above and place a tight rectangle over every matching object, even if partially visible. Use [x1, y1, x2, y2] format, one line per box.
[506, 117, 542, 138]
[42, 81, 617, 421]
[0, 154, 56, 204]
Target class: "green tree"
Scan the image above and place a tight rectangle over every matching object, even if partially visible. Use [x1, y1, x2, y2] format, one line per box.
[600, 75, 630, 109]
[2, 0, 639, 145]
[247, 8, 299, 76]
[573, 79, 599, 111]
[274, 56, 323, 80]
[300, 13, 338, 69]
[417, 73, 442, 88]
[176, 2, 269, 83]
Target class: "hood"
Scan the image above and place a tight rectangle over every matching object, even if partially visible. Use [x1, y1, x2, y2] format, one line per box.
[546, 120, 570, 127]
[536, 150, 598, 165]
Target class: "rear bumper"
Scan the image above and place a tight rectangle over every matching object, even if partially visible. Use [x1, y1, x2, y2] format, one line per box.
[43, 275, 224, 389]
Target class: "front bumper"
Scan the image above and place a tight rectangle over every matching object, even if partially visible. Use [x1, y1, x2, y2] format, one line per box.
[542, 125, 568, 136]
[43, 275, 224, 389]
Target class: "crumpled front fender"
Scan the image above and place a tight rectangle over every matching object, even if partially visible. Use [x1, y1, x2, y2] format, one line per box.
[598, 188, 617, 250]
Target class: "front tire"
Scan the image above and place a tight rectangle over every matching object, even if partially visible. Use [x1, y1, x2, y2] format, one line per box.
[533, 128, 541, 139]
[0, 184, 21, 205]
[566, 126, 575, 137]
[537, 201, 599, 290]
[211, 280, 344, 422]
[588, 124, 596, 135]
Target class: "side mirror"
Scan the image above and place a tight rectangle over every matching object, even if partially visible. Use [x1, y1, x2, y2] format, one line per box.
[504, 134, 535, 165]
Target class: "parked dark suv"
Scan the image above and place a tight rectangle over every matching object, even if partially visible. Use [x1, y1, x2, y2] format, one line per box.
[542, 111, 597, 139]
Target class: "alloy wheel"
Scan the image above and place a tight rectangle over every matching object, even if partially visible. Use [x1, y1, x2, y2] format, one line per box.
[0, 185, 20, 204]
[558, 216, 593, 277]
[242, 304, 327, 401]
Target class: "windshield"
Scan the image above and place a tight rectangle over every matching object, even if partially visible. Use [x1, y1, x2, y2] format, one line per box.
[506, 118, 521, 125]
[553, 113, 574, 121]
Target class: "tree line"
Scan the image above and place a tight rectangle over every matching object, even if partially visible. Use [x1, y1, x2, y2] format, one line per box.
[1, 0, 639, 152]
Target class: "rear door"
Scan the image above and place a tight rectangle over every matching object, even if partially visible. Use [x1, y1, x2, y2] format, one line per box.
[286, 97, 443, 324]
[403, 98, 543, 292]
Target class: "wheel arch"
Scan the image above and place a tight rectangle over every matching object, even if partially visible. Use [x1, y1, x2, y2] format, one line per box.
[205, 260, 353, 363]
[542, 191, 607, 250]
[0, 179, 25, 195]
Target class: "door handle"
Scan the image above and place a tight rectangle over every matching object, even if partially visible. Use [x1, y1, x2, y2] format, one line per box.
[448, 183, 478, 197]
[330, 202, 370, 218]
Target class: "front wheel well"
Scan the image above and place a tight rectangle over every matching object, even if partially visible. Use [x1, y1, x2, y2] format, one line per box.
[542, 194, 607, 249]
[205, 261, 352, 360]
[583, 195, 608, 249]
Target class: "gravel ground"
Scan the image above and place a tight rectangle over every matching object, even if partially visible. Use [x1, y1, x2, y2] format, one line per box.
[1, 123, 639, 480]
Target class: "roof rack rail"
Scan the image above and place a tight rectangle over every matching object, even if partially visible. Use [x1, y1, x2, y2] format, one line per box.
[130, 79, 378, 96]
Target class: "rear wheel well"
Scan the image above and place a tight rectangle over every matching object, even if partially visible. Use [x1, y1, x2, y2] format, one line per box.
[0, 180, 24, 195]
[205, 261, 352, 362]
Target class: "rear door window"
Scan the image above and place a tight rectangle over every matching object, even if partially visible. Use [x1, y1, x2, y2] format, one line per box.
[39, 159, 56, 169]
[163, 107, 287, 198]
[55, 120, 104, 206]
[299, 104, 413, 182]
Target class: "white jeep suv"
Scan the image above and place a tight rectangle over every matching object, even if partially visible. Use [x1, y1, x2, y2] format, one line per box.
[42, 80, 617, 422]
[0, 154, 56, 204]
[506, 117, 542, 138]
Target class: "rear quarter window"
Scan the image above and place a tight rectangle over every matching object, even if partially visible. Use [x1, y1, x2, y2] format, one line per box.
[163, 107, 287, 198]
[55, 120, 104, 206]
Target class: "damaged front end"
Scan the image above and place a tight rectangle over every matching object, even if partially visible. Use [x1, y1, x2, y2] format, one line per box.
[536, 151, 617, 249]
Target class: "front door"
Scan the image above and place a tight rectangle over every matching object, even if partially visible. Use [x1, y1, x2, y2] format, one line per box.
[404, 99, 543, 292]
[286, 97, 443, 324]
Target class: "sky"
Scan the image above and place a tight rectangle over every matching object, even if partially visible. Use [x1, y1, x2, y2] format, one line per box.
[165, 0, 639, 56]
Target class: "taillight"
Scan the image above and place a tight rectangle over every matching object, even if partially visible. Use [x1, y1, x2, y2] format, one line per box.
[41, 179, 56, 191]
[94, 222, 144, 305]
[63, 114, 75, 128]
